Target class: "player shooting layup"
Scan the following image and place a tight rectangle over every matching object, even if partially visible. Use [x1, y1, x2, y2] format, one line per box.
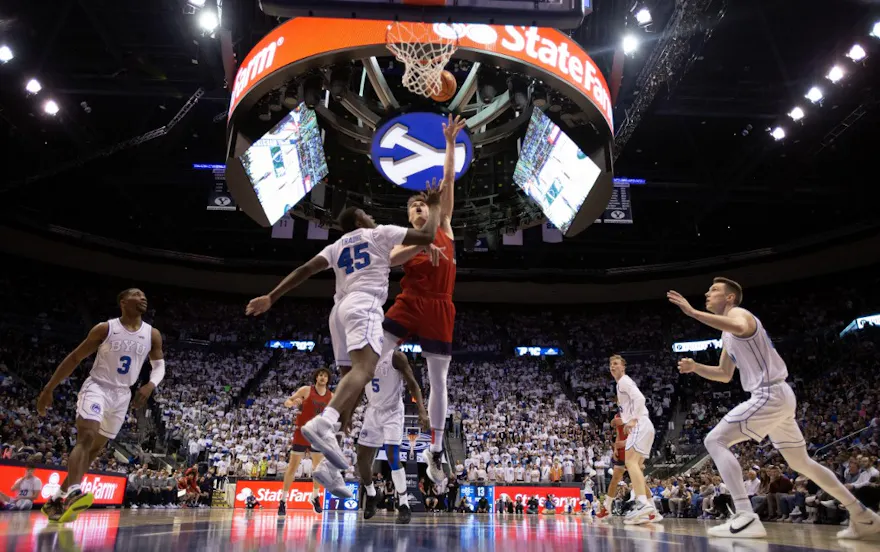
[357, 351, 429, 525]
[277, 367, 332, 516]
[668, 277, 880, 539]
[384, 114, 468, 486]
[609, 355, 659, 525]
[246, 195, 442, 494]
[36, 288, 165, 522]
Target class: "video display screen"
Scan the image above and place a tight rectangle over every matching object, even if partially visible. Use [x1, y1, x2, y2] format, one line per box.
[239, 103, 328, 225]
[513, 107, 601, 234]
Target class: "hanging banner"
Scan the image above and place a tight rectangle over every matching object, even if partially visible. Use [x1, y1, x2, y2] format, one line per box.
[541, 222, 563, 243]
[271, 214, 294, 239]
[205, 165, 237, 211]
[307, 221, 329, 240]
[502, 229, 523, 246]
[602, 183, 633, 224]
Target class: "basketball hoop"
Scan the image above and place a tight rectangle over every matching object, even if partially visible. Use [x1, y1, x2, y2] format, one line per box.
[386, 22, 459, 98]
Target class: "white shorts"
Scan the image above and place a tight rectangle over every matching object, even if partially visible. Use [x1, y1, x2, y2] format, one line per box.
[76, 376, 132, 439]
[329, 292, 386, 367]
[625, 416, 655, 457]
[721, 381, 805, 449]
[358, 405, 404, 449]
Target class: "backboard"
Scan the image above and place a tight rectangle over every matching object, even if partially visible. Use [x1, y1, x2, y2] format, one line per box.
[260, 0, 591, 29]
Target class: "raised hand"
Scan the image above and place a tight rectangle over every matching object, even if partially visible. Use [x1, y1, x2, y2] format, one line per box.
[428, 244, 449, 266]
[667, 290, 696, 317]
[442, 114, 467, 143]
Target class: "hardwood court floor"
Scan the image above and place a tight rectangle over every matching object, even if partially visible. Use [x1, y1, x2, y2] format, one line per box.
[1, 509, 878, 551]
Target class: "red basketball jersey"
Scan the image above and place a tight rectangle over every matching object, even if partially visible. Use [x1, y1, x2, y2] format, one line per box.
[614, 414, 627, 441]
[400, 231, 456, 297]
[295, 386, 332, 426]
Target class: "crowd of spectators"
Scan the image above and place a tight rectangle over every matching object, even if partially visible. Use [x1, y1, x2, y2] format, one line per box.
[0, 258, 878, 524]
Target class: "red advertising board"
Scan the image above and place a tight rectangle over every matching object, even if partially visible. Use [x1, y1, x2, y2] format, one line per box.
[0, 462, 127, 506]
[495, 485, 582, 513]
[233, 480, 323, 509]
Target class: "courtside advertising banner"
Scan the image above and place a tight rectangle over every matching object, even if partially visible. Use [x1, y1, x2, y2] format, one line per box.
[496, 485, 582, 513]
[228, 19, 613, 131]
[0, 462, 127, 506]
[234, 480, 360, 511]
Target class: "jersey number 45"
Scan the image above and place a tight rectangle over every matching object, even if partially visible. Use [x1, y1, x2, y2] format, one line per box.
[337, 243, 371, 274]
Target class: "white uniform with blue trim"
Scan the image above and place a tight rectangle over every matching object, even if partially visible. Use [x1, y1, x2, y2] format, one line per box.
[316, 225, 408, 366]
[720, 310, 804, 449]
[617, 374, 655, 456]
[358, 354, 405, 448]
[77, 318, 153, 439]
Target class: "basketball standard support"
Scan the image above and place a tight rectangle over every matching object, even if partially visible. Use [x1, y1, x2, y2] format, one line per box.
[448, 62, 481, 114]
[338, 91, 381, 129]
[361, 57, 400, 110]
[465, 91, 512, 132]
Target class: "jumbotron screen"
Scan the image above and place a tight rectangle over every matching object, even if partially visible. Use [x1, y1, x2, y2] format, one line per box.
[513, 107, 602, 234]
[238, 103, 328, 225]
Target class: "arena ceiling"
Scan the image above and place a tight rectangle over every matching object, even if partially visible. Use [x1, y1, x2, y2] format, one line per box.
[0, 0, 878, 272]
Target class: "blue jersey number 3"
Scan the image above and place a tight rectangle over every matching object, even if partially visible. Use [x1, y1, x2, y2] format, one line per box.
[117, 355, 132, 375]
[337, 243, 371, 274]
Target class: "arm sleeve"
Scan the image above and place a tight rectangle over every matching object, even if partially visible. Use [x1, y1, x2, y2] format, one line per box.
[149, 359, 166, 387]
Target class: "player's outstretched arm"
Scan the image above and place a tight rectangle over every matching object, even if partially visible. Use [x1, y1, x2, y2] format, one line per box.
[440, 114, 467, 230]
[402, 190, 442, 246]
[677, 350, 736, 383]
[246, 255, 330, 316]
[391, 352, 429, 430]
[284, 385, 310, 409]
[667, 291, 755, 338]
[37, 322, 108, 416]
[134, 328, 165, 409]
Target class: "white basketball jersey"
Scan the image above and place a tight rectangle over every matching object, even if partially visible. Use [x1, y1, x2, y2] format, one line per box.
[365, 355, 404, 412]
[90, 318, 153, 388]
[317, 225, 408, 304]
[721, 310, 788, 393]
[616, 374, 649, 424]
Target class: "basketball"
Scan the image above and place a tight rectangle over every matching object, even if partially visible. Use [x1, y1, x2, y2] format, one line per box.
[431, 70, 457, 102]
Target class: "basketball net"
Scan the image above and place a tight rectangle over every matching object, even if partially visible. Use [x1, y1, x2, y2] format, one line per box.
[407, 432, 418, 451]
[386, 22, 459, 98]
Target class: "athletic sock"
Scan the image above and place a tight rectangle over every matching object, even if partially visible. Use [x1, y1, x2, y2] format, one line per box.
[365, 484, 376, 497]
[310, 489, 319, 500]
[734, 498, 753, 514]
[399, 493, 410, 507]
[636, 495, 649, 506]
[322, 407, 340, 426]
[391, 469, 407, 495]
[430, 430, 445, 453]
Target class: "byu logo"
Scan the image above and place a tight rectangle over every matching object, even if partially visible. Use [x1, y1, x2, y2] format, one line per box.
[370, 112, 473, 191]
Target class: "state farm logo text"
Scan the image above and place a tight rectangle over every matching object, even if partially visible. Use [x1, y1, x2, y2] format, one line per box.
[230, 37, 285, 110]
[237, 486, 312, 504]
[81, 475, 120, 501]
[432, 24, 611, 122]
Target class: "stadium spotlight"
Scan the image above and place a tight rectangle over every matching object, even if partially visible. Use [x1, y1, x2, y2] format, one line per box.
[846, 44, 867, 62]
[872, 22, 880, 39]
[788, 107, 805, 121]
[770, 127, 785, 141]
[622, 35, 639, 56]
[25, 78, 42, 94]
[198, 10, 219, 32]
[805, 86, 823, 103]
[826, 65, 844, 83]
[635, 8, 652, 26]
[0, 45, 12, 63]
[187, 0, 207, 6]
[43, 99, 60, 116]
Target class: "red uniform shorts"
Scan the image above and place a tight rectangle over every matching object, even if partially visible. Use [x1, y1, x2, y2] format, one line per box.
[291, 428, 312, 452]
[383, 292, 455, 356]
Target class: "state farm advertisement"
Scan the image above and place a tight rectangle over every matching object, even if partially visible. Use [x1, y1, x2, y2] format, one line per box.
[234, 480, 322, 510]
[0, 462, 127, 506]
[496, 486, 582, 513]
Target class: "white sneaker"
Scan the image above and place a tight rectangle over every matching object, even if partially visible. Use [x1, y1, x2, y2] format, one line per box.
[422, 449, 447, 487]
[707, 512, 767, 539]
[313, 459, 353, 499]
[790, 506, 803, 516]
[624, 502, 657, 525]
[301, 417, 348, 470]
[837, 509, 880, 540]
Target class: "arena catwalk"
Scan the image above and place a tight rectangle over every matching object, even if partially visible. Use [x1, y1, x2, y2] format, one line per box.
[2, 509, 877, 552]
